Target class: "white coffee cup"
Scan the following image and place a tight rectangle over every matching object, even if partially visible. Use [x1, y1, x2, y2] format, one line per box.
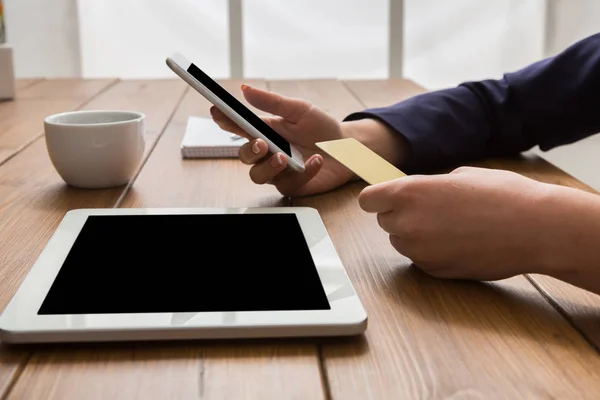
[44, 110, 146, 189]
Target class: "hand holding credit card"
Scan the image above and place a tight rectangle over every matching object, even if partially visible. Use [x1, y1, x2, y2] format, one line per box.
[316, 138, 406, 185]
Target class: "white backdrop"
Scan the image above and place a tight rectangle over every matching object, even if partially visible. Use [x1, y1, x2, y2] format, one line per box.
[6, 0, 599, 87]
[5, 0, 551, 90]
[74, 0, 546, 90]
[78, 0, 229, 80]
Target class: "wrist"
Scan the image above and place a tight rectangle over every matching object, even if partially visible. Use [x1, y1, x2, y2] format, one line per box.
[341, 118, 410, 169]
[533, 184, 600, 287]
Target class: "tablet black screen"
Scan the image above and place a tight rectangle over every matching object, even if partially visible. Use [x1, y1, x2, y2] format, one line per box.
[38, 214, 330, 315]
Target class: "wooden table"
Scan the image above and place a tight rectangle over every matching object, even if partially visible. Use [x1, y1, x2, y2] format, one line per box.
[1, 78, 600, 399]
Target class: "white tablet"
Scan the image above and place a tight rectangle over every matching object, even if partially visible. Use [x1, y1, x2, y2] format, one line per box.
[0, 207, 367, 343]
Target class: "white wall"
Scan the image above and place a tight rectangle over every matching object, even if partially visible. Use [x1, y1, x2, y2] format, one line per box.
[78, 0, 229, 79]
[5, 0, 598, 84]
[242, 0, 388, 79]
[1, 0, 550, 87]
[4, 0, 81, 77]
[74, 0, 546, 89]
[545, 0, 600, 55]
[405, 0, 545, 89]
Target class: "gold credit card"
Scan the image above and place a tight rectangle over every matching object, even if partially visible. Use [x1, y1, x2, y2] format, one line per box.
[315, 138, 406, 185]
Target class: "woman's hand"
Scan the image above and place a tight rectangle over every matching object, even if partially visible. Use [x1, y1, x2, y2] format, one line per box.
[358, 166, 600, 286]
[210, 85, 357, 196]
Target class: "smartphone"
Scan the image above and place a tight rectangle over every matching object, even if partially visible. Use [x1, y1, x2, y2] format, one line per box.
[166, 53, 305, 172]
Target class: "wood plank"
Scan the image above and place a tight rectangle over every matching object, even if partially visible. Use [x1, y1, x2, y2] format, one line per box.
[15, 79, 43, 93]
[528, 274, 600, 346]
[275, 80, 600, 398]
[8, 80, 324, 400]
[344, 79, 426, 108]
[0, 79, 186, 399]
[0, 79, 116, 165]
[14, 79, 115, 101]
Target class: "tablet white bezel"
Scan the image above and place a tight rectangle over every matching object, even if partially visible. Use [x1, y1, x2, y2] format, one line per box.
[0, 207, 367, 343]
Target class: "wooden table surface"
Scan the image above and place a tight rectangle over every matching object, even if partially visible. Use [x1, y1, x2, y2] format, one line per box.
[1, 78, 600, 399]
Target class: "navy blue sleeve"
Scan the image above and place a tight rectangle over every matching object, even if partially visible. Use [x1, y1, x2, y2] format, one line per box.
[344, 33, 600, 173]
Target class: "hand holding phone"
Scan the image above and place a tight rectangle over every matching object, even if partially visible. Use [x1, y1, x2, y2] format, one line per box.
[166, 53, 305, 172]
[210, 83, 367, 197]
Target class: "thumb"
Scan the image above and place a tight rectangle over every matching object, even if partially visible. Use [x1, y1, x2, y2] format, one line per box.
[241, 84, 312, 123]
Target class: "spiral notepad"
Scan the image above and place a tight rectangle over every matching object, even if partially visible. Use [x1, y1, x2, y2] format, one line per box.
[180, 116, 248, 158]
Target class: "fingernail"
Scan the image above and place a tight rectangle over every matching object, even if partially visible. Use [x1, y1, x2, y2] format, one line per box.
[311, 157, 322, 168]
[271, 154, 283, 168]
[252, 141, 260, 155]
[241, 84, 250, 91]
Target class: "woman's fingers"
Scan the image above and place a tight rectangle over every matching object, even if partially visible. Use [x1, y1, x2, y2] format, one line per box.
[238, 139, 269, 165]
[271, 155, 323, 196]
[248, 153, 289, 184]
[241, 85, 311, 124]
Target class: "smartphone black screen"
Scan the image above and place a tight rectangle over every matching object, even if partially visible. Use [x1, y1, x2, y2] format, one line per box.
[187, 63, 292, 157]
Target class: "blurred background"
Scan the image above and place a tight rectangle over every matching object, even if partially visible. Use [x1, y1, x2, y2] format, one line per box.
[3, 0, 600, 188]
